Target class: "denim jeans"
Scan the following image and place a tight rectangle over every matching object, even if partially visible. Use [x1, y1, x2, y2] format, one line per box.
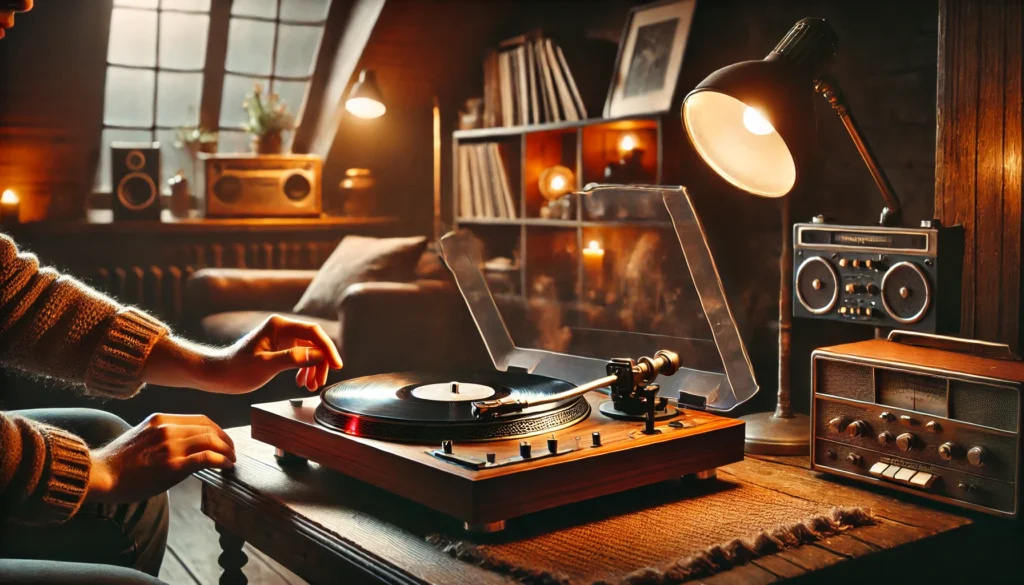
[0, 409, 169, 585]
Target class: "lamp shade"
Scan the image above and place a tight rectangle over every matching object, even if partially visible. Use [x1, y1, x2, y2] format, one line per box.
[346, 69, 386, 119]
[681, 18, 837, 197]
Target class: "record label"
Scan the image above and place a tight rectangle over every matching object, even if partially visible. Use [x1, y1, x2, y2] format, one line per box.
[411, 382, 496, 402]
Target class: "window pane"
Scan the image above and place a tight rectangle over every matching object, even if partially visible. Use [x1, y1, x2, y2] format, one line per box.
[220, 74, 269, 128]
[217, 130, 251, 155]
[274, 24, 322, 78]
[115, 0, 158, 8]
[225, 18, 275, 76]
[280, 0, 329, 22]
[156, 129, 200, 195]
[95, 128, 154, 192]
[104, 67, 156, 127]
[108, 8, 157, 67]
[270, 79, 307, 125]
[157, 72, 202, 127]
[232, 0, 277, 18]
[160, 12, 209, 70]
[160, 0, 211, 10]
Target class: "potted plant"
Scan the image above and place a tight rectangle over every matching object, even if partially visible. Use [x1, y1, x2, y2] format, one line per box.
[243, 83, 295, 155]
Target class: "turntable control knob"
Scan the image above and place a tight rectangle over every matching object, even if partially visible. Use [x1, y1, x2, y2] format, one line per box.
[592, 432, 602, 447]
[839, 258, 849, 268]
[878, 431, 894, 445]
[547, 437, 558, 454]
[828, 416, 848, 434]
[846, 420, 869, 438]
[486, 452, 496, 464]
[896, 433, 916, 452]
[938, 442, 958, 461]
[451, 382, 460, 394]
[866, 283, 879, 295]
[967, 446, 987, 467]
[442, 440, 453, 454]
[520, 441, 532, 458]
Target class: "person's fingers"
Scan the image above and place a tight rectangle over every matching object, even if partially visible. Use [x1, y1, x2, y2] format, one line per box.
[305, 366, 318, 391]
[266, 316, 343, 368]
[296, 366, 309, 388]
[262, 346, 325, 369]
[316, 359, 329, 389]
[175, 450, 234, 474]
[178, 432, 236, 462]
[149, 416, 234, 450]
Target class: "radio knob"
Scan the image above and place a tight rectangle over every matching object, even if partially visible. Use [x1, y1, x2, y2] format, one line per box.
[866, 283, 879, 295]
[845, 420, 868, 438]
[864, 307, 874, 317]
[879, 411, 894, 421]
[938, 442, 958, 461]
[878, 431, 894, 445]
[925, 421, 942, 433]
[851, 259, 861, 268]
[864, 259, 874, 270]
[838, 258, 849, 268]
[896, 433, 916, 452]
[828, 416, 848, 434]
[847, 452, 863, 466]
[845, 283, 859, 294]
[967, 446, 987, 467]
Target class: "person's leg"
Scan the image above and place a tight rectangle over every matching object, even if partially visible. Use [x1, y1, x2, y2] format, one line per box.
[0, 408, 169, 577]
[0, 559, 164, 585]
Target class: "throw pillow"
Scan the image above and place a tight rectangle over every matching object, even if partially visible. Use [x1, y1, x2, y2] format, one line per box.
[293, 235, 428, 319]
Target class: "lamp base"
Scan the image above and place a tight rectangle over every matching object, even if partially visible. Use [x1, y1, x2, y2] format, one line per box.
[740, 411, 810, 455]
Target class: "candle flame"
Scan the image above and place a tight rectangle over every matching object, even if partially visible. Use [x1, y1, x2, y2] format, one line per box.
[619, 134, 636, 152]
[1, 189, 17, 204]
[587, 240, 601, 251]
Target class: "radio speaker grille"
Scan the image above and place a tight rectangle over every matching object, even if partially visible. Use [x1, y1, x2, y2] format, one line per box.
[816, 359, 873, 402]
[950, 381, 1019, 432]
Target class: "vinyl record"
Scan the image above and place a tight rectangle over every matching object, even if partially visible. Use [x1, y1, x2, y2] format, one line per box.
[314, 371, 591, 443]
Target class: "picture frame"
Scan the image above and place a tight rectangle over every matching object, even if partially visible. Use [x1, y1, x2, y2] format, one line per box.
[603, 0, 698, 119]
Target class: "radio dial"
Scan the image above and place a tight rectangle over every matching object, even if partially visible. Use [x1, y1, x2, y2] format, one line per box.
[967, 446, 987, 467]
[866, 283, 879, 295]
[896, 433, 915, 452]
[845, 420, 868, 438]
[877, 431, 894, 445]
[938, 442, 958, 461]
[827, 416, 848, 434]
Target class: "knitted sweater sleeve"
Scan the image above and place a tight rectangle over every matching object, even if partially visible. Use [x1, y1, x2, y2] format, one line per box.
[0, 233, 169, 523]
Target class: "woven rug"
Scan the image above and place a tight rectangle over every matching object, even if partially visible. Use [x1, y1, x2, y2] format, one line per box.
[428, 476, 873, 585]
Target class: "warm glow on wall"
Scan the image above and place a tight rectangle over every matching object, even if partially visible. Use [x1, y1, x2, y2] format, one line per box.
[1, 189, 18, 204]
[618, 133, 636, 154]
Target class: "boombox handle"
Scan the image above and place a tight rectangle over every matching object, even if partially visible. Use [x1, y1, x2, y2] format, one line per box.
[887, 330, 1019, 361]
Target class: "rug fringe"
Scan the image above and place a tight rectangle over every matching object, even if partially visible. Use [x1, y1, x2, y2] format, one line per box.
[427, 506, 874, 585]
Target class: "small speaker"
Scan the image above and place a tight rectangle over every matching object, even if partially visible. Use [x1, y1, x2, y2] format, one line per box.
[881, 261, 930, 324]
[111, 142, 161, 221]
[202, 154, 321, 218]
[795, 256, 839, 314]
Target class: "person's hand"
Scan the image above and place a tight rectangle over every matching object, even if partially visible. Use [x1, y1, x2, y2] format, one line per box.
[86, 413, 235, 504]
[143, 314, 344, 394]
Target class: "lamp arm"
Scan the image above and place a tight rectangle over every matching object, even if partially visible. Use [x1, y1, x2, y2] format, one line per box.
[814, 77, 903, 226]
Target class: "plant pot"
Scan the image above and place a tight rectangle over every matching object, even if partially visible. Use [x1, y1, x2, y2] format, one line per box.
[251, 131, 283, 155]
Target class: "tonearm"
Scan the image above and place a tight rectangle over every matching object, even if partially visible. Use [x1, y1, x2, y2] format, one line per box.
[472, 350, 682, 421]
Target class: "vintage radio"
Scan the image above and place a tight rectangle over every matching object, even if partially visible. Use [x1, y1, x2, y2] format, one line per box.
[202, 153, 321, 218]
[793, 218, 963, 333]
[811, 331, 1024, 518]
[111, 142, 162, 221]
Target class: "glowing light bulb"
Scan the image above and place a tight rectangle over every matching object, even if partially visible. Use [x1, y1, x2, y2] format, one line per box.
[1, 190, 17, 204]
[345, 97, 386, 119]
[549, 175, 566, 192]
[619, 134, 636, 153]
[587, 240, 601, 251]
[742, 107, 775, 136]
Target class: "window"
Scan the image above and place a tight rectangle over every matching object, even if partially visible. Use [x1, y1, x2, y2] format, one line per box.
[96, 0, 331, 193]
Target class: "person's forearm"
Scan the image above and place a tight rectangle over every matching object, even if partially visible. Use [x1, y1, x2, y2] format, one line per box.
[141, 334, 223, 389]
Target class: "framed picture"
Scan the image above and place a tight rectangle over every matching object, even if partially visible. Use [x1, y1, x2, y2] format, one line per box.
[604, 0, 697, 118]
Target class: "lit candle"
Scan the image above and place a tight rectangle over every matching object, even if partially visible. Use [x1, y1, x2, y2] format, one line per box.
[582, 240, 605, 298]
[1, 189, 20, 226]
[618, 134, 636, 156]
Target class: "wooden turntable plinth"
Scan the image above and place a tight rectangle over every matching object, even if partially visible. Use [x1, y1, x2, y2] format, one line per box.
[251, 394, 744, 529]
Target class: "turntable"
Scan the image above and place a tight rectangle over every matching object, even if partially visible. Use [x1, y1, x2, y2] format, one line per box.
[252, 185, 761, 532]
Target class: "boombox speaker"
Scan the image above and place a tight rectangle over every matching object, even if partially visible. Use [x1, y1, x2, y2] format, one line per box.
[202, 154, 322, 218]
[111, 142, 161, 221]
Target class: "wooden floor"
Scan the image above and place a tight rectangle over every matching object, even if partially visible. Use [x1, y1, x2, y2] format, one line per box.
[159, 477, 305, 585]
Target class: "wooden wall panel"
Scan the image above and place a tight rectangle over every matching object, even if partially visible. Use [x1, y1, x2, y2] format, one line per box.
[936, 0, 1023, 351]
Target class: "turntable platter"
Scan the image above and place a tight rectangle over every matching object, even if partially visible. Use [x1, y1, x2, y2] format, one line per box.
[314, 371, 591, 443]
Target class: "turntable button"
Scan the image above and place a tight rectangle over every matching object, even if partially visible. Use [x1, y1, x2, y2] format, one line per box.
[882, 465, 901, 479]
[869, 462, 889, 476]
[894, 467, 917, 482]
[442, 440, 453, 454]
[592, 432, 602, 447]
[486, 452, 496, 464]
[909, 472, 935, 489]
[547, 437, 558, 454]
[520, 441, 532, 458]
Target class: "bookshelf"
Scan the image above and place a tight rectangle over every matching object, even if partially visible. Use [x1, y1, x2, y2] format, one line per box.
[452, 114, 676, 316]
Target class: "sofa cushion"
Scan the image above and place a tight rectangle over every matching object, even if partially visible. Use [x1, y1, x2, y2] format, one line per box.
[293, 235, 428, 319]
[200, 311, 342, 346]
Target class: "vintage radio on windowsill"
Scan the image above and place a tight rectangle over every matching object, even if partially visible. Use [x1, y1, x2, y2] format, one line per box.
[201, 153, 322, 218]
[811, 331, 1024, 518]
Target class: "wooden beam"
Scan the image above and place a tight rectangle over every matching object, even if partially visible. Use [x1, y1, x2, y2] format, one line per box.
[935, 0, 1023, 351]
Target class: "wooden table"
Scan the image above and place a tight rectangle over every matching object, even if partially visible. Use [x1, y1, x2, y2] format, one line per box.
[197, 427, 1024, 585]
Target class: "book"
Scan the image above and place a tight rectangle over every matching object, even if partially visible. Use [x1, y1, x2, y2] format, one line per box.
[545, 38, 578, 121]
[498, 51, 513, 127]
[525, 42, 540, 125]
[536, 38, 561, 122]
[491, 143, 516, 218]
[458, 146, 474, 217]
[533, 39, 552, 122]
[515, 46, 529, 126]
[555, 43, 587, 119]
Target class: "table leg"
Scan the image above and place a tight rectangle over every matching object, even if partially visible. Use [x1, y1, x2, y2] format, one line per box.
[216, 523, 248, 585]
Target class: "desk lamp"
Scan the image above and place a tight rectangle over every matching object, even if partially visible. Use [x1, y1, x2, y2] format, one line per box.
[346, 69, 387, 119]
[681, 18, 904, 454]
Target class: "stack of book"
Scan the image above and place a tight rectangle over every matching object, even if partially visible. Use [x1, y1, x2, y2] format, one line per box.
[482, 32, 588, 127]
[457, 143, 517, 219]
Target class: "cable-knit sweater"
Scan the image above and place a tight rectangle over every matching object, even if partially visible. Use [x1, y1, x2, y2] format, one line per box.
[0, 233, 167, 525]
